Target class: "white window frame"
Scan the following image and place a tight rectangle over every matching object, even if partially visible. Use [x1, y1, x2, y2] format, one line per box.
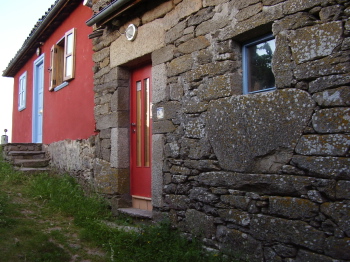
[18, 71, 27, 111]
[242, 34, 276, 94]
[49, 28, 76, 91]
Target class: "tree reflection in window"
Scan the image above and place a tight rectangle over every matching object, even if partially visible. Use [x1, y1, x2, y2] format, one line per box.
[243, 35, 275, 94]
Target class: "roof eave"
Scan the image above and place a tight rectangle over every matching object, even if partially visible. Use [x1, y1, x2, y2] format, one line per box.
[2, 0, 79, 77]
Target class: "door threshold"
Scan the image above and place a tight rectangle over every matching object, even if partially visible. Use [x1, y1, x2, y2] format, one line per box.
[118, 208, 152, 219]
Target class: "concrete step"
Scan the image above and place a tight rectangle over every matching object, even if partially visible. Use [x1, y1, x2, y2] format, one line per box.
[7, 151, 46, 160]
[4, 143, 43, 152]
[13, 158, 50, 168]
[118, 208, 153, 219]
[15, 167, 51, 173]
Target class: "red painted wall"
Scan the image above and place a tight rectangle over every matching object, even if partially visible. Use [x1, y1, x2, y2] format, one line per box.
[12, 4, 95, 144]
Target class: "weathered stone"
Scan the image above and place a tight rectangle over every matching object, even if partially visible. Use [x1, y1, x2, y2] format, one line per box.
[283, 0, 330, 15]
[232, 0, 260, 10]
[141, 1, 174, 24]
[288, 21, 343, 64]
[156, 101, 181, 120]
[167, 54, 193, 77]
[99, 56, 109, 68]
[183, 159, 220, 171]
[93, 158, 129, 194]
[293, 249, 337, 262]
[295, 134, 350, 156]
[170, 165, 191, 175]
[169, 82, 184, 101]
[272, 12, 315, 34]
[307, 190, 325, 203]
[99, 129, 111, 139]
[195, 2, 235, 36]
[203, 0, 231, 7]
[189, 187, 219, 204]
[264, 247, 282, 262]
[47, 139, 95, 175]
[95, 111, 129, 130]
[207, 89, 315, 173]
[164, 20, 186, 44]
[268, 196, 319, 219]
[313, 86, 350, 107]
[294, 53, 350, 80]
[291, 155, 350, 180]
[164, 194, 189, 210]
[236, 3, 262, 22]
[164, 142, 180, 158]
[312, 108, 350, 133]
[324, 237, 350, 260]
[152, 45, 174, 65]
[309, 73, 350, 93]
[177, 36, 210, 54]
[197, 172, 313, 197]
[188, 6, 214, 26]
[183, 114, 206, 139]
[336, 181, 350, 200]
[221, 195, 250, 210]
[272, 244, 297, 258]
[180, 138, 212, 159]
[251, 214, 325, 252]
[321, 201, 350, 237]
[185, 60, 236, 82]
[110, 87, 129, 111]
[110, 19, 165, 67]
[153, 63, 168, 104]
[319, 5, 342, 22]
[93, 80, 119, 93]
[182, 99, 208, 113]
[217, 208, 250, 226]
[92, 47, 109, 63]
[197, 74, 234, 101]
[110, 128, 129, 169]
[172, 175, 187, 184]
[153, 120, 176, 134]
[184, 209, 215, 238]
[94, 103, 109, 116]
[152, 134, 165, 208]
[216, 226, 263, 262]
[163, 0, 202, 31]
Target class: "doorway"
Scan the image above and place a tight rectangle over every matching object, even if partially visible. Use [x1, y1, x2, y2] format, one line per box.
[33, 55, 44, 143]
[130, 64, 152, 211]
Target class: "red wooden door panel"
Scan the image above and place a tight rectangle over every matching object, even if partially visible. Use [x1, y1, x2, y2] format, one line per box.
[130, 64, 152, 200]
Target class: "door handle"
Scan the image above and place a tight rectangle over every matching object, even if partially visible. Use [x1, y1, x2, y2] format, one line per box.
[131, 123, 136, 126]
[39, 110, 43, 114]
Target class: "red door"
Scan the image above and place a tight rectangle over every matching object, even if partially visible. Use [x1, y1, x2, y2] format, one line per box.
[130, 64, 152, 210]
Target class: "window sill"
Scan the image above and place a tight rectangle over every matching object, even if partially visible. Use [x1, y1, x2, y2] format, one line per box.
[245, 87, 276, 95]
[54, 82, 69, 92]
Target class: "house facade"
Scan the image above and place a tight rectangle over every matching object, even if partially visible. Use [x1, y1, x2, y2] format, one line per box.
[84, 0, 350, 260]
[3, 0, 95, 145]
[4, 0, 350, 260]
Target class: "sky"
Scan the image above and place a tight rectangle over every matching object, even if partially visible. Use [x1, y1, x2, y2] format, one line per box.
[0, 0, 57, 142]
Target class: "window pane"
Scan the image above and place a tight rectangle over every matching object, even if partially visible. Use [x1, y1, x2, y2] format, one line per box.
[247, 38, 275, 93]
[66, 33, 73, 54]
[136, 81, 142, 167]
[65, 55, 72, 77]
[144, 78, 150, 167]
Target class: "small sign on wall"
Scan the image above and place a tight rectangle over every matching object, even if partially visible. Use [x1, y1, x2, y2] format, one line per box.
[157, 107, 164, 119]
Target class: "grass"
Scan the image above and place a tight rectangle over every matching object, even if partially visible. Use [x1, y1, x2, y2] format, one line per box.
[0, 148, 231, 262]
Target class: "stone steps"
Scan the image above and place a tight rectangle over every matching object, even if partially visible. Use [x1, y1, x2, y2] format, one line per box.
[2, 143, 50, 173]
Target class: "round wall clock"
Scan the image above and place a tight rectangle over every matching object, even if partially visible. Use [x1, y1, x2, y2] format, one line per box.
[125, 24, 137, 41]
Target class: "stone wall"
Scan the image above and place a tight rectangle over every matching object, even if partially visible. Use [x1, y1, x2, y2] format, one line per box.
[90, 0, 350, 260]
